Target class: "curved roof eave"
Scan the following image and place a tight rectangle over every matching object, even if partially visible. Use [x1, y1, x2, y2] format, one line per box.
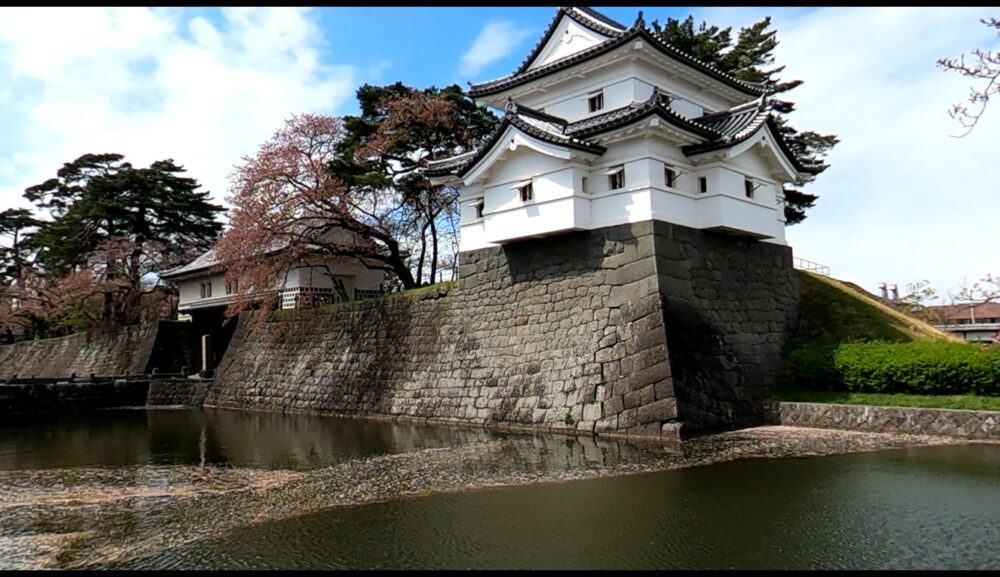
[682, 119, 821, 177]
[457, 121, 606, 180]
[468, 25, 765, 100]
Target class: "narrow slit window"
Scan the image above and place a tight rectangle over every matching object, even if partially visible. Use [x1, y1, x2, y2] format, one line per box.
[665, 166, 676, 188]
[475, 200, 484, 219]
[607, 166, 624, 190]
[581, 176, 588, 194]
[519, 182, 533, 202]
[699, 176, 708, 193]
[744, 178, 755, 198]
[588, 91, 604, 113]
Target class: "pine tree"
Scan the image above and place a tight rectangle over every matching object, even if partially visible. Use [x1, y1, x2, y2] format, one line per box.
[22, 153, 224, 325]
[653, 15, 838, 225]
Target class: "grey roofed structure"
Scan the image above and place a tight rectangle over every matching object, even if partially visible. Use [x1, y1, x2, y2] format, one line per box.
[567, 86, 717, 140]
[424, 99, 606, 179]
[425, 89, 821, 179]
[682, 97, 825, 175]
[467, 9, 766, 100]
[158, 248, 221, 281]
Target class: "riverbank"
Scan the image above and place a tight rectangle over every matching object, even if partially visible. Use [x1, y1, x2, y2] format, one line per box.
[0, 422, 984, 570]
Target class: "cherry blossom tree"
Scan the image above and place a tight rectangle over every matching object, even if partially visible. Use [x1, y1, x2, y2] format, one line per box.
[214, 113, 403, 321]
[938, 18, 1000, 137]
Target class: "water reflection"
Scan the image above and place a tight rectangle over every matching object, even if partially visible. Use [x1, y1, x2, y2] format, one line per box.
[0, 408, 996, 570]
[106, 445, 1000, 571]
[0, 408, 516, 471]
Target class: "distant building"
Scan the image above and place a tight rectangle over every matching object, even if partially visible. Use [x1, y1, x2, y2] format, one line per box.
[159, 248, 386, 324]
[926, 302, 1000, 343]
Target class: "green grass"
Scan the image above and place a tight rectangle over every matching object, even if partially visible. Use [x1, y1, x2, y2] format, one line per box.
[772, 384, 1000, 411]
[781, 270, 996, 412]
[788, 270, 957, 348]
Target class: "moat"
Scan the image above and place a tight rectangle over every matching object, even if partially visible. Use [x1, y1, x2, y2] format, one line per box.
[0, 407, 997, 570]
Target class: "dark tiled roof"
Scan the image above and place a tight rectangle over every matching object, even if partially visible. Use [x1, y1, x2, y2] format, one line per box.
[424, 151, 477, 177]
[423, 93, 820, 179]
[158, 249, 220, 279]
[424, 101, 606, 179]
[567, 87, 717, 140]
[469, 12, 764, 100]
[682, 97, 823, 175]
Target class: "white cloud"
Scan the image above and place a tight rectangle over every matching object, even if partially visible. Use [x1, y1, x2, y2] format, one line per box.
[691, 6, 1000, 301]
[0, 6, 358, 222]
[459, 21, 533, 79]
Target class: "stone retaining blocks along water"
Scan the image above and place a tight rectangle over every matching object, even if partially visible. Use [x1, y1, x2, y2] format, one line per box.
[206, 221, 799, 441]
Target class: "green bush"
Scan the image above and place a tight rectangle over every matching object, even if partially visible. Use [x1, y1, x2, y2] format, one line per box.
[784, 344, 841, 391]
[834, 341, 1000, 396]
[785, 341, 1000, 397]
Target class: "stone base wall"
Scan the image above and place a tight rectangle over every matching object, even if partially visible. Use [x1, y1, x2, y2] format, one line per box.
[0, 380, 149, 412]
[207, 222, 676, 439]
[780, 401, 1000, 440]
[147, 378, 212, 408]
[0, 321, 201, 381]
[208, 221, 799, 440]
[654, 222, 799, 434]
[0, 324, 156, 379]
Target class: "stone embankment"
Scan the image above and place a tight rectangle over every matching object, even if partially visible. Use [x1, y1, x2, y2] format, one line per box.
[779, 402, 1000, 440]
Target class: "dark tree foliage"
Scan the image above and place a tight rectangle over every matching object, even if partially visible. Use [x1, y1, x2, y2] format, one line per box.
[0, 208, 40, 286]
[24, 153, 223, 275]
[652, 15, 838, 225]
[20, 153, 224, 325]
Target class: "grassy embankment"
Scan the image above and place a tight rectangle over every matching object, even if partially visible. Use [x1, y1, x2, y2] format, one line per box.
[776, 270, 1000, 411]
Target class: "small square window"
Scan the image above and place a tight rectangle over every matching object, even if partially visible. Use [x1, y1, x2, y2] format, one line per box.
[699, 177, 708, 193]
[519, 182, 533, 202]
[588, 91, 604, 113]
[665, 166, 676, 188]
[200, 282, 212, 299]
[744, 178, 755, 198]
[608, 167, 624, 190]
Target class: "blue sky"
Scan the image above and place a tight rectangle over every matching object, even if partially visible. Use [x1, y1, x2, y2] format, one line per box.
[1, 6, 998, 303]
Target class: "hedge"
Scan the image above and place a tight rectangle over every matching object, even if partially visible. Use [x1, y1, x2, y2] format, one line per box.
[784, 340, 1000, 396]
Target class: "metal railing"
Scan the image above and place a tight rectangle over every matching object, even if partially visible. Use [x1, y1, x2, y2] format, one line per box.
[793, 257, 830, 276]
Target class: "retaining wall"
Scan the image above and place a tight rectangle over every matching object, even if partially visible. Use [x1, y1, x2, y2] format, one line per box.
[780, 401, 1000, 440]
[207, 221, 799, 440]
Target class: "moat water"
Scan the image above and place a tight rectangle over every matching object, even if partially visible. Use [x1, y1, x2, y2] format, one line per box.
[0, 408, 997, 570]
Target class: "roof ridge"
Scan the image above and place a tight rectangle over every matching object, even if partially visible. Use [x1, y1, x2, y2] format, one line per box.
[503, 97, 569, 126]
[468, 25, 766, 99]
[509, 7, 626, 78]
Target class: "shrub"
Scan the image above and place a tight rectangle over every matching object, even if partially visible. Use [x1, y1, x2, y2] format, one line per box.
[832, 341, 1000, 396]
[784, 344, 841, 391]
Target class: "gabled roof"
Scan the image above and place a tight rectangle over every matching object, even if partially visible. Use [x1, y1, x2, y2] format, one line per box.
[511, 7, 626, 76]
[567, 87, 717, 141]
[158, 248, 220, 280]
[468, 9, 765, 100]
[682, 97, 824, 175]
[424, 90, 820, 180]
[427, 99, 606, 180]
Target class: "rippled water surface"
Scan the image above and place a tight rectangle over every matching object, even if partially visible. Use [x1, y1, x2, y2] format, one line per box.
[0, 408, 996, 570]
[110, 444, 1000, 571]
